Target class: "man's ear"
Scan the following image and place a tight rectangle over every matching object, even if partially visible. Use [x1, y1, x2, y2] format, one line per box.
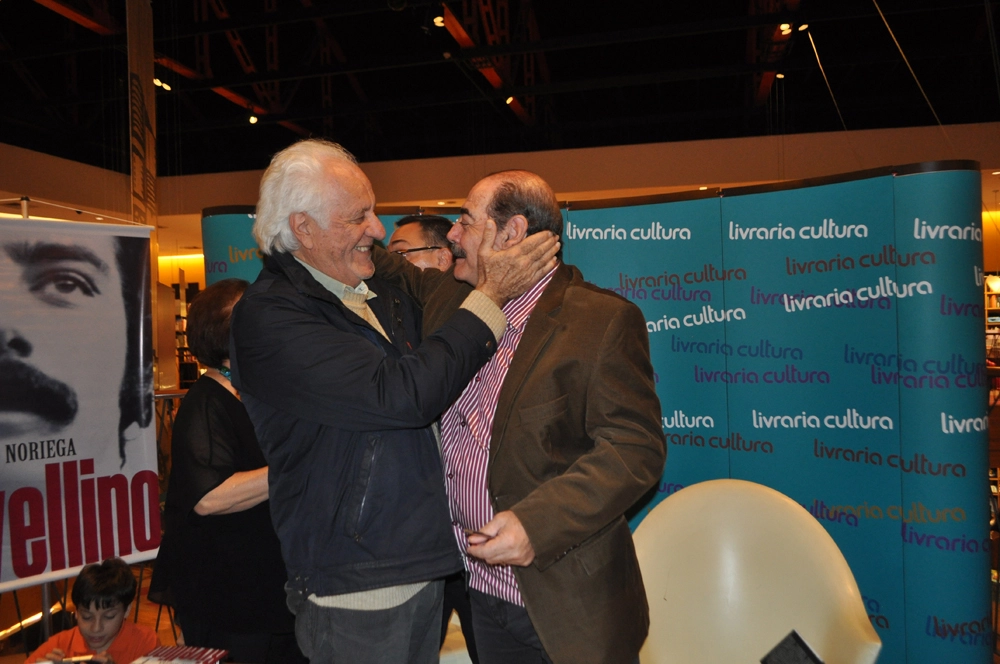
[495, 215, 528, 249]
[436, 248, 453, 271]
[289, 212, 315, 250]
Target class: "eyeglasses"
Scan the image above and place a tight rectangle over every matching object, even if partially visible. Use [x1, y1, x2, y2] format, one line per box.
[391, 246, 442, 256]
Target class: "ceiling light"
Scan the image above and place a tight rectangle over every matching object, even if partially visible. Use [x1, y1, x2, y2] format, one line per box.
[781, 28, 792, 35]
[779, 23, 791, 31]
[153, 78, 162, 87]
[161, 82, 172, 91]
[699, 187, 708, 191]
[505, 96, 514, 105]
[433, 16, 445, 27]
[95, 217, 103, 221]
[249, 114, 258, 124]
[993, 171, 1000, 175]
[776, 73, 785, 79]
[798, 23, 809, 31]
[437, 201, 446, 205]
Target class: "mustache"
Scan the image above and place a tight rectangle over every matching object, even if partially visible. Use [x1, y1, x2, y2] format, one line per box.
[0, 357, 78, 426]
[450, 243, 467, 259]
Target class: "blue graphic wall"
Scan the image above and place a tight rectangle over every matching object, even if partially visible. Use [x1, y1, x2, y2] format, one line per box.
[563, 163, 989, 664]
[202, 207, 399, 285]
[202, 206, 261, 285]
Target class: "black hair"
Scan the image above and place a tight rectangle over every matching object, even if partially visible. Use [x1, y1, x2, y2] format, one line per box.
[186, 278, 249, 368]
[72, 558, 137, 610]
[114, 236, 153, 466]
[395, 215, 453, 247]
[485, 171, 563, 237]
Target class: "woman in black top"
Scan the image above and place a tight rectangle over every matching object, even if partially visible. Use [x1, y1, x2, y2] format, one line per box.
[154, 278, 303, 663]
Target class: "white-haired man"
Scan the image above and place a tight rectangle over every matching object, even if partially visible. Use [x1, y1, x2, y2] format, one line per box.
[229, 140, 557, 664]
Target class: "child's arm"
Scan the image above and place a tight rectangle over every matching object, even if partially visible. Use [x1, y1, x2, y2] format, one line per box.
[34, 647, 66, 662]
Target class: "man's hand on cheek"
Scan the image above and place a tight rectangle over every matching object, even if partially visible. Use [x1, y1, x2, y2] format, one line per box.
[474, 222, 559, 307]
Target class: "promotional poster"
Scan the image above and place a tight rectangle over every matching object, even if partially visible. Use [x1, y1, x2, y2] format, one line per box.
[0, 218, 160, 592]
[563, 163, 988, 664]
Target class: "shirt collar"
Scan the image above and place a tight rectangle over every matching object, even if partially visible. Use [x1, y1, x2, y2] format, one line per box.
[503, 263, 559, 331]
[293, 255, 377, 302]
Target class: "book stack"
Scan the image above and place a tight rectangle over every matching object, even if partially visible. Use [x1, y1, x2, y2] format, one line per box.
[133, 645, 229, 664]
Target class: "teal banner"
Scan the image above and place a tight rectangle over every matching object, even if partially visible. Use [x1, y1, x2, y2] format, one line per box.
[201, 206, 261, 285]
[563, 163, 989, 664]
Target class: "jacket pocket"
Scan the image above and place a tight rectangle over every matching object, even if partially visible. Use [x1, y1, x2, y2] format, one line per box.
[344, 434, 381, 539]
[517, 394, 568, 425]
[576, 517, 627, 576]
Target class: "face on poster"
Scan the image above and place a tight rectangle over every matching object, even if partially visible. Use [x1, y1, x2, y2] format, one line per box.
[0, 219, 158, 590]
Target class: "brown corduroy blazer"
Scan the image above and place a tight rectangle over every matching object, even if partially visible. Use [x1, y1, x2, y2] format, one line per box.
[374, 250, 666, 664]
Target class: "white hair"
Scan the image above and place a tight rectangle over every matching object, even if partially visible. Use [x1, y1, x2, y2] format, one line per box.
[254, 139, 357, 255]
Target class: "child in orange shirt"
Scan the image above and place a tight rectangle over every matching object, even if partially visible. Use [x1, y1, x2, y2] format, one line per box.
[26, 559, 160, 664]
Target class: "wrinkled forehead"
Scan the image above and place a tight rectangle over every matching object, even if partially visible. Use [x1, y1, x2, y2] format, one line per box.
[324, 160, 374, 202]
[468, 176, 501, 203]
[462, 178, 501, 220]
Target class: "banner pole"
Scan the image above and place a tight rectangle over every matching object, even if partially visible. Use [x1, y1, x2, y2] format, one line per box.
[40, 583, 51, 640]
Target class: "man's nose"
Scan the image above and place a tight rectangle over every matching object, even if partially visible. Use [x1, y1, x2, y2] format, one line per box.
[367, 213, 386, 240]
[0, 329, 31, 358]
[446, 225, 460, 243]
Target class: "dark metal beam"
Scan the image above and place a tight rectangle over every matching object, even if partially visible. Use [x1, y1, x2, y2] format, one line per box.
[158, 51, 947, 134]
[149, 1, 981, 94]
[32, 0, 120, 35]
[153, 0, 441, 42]
[7, 45, 975, 118]
[3, 1, 981, 66]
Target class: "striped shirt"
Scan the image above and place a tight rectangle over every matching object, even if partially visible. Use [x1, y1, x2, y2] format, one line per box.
[441, 265, 558, 606]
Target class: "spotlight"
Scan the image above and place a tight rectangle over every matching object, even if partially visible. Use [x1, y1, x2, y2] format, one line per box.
[153, 78, 162, 87]
[798, 23, 809, 31]
[433, 16, 445, 27]
[779, 23, 791, 30]
[161, 82, 172, 91]
[249, 114, 258, 124]
[505, 96, 514, 105]
[781, 28, 792, 35]
[776, 73, 785, 79]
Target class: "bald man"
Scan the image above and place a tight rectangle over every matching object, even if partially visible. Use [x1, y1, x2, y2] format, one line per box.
[374, 170, 665, 664]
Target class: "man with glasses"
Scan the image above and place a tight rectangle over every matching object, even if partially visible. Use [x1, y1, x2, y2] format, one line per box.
[388, 215, 454, 271]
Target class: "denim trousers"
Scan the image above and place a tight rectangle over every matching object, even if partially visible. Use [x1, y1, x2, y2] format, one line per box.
[468, 588, 553, 664]
[468, 587, 641, 664]
[286, 580, 444, 664]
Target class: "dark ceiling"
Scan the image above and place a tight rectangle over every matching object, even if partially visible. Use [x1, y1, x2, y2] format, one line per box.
[2, 0, 998, 177]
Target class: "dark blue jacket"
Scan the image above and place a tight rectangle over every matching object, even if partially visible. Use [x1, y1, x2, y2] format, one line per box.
[230, 252, 497, 597]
